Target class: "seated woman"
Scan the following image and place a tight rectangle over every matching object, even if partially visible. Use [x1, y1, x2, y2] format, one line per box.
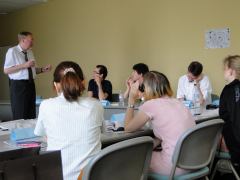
[124, 71, 196, 175]
[34, 61, 103, 180]
[87, 65, 112, 101]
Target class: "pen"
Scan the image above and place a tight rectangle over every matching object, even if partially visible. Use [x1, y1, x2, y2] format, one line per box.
[0, 127, 9, 131]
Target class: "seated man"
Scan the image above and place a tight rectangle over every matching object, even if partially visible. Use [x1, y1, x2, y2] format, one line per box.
[88, 65, 112, 101]
[124, 63, 149, 99]
[177, 61, 212, 106]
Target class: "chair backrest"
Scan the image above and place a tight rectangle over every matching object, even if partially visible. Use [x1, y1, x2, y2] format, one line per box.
[111, 93, 120, 102]
[83, 136, 153, 180]
[170, 119, 224, 178]
[0, 147, 40, 162]
[0, 150, 63, 180]
[211, 94, 220, 102]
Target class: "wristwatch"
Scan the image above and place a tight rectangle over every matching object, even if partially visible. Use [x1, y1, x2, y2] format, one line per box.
[127, 104, 135, 108]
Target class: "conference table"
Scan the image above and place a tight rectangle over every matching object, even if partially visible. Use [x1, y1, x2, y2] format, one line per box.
[0, 107, 219, 152]
[0, 119, 153, 152]
[105, 104, 219, 123]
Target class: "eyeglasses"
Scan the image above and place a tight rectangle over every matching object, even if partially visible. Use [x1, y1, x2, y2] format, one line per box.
[138, 84, 145, 93]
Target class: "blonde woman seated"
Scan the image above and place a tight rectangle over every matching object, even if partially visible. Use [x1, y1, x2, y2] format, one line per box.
[124, 71, 196, 175]
[34, 61, 103, 180]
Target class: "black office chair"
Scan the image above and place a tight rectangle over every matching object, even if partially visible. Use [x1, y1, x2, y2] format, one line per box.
[0, 150, 63, 180]
[111, 93, 120, 102]
[0, 147, 40, 162]
[0, 147, 40, 180]
[211, 93, 220, 102]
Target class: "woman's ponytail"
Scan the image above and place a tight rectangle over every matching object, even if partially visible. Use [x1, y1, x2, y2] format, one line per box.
[61, 69, 83, 101]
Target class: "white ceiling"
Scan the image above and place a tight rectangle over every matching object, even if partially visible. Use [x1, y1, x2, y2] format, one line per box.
[0, 0, 47, 14]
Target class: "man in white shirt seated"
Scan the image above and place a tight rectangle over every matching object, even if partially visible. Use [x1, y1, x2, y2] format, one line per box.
[177, 61, 212, 106]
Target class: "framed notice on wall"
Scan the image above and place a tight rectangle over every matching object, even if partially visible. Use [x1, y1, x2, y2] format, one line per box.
[205, 28, 230, 49]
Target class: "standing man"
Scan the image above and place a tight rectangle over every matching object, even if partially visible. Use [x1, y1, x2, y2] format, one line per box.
[4, 31, 51, 120]
[177, 61, 212, 106]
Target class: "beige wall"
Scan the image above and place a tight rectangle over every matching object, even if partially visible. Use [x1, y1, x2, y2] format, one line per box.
[1, 0, 240, 99]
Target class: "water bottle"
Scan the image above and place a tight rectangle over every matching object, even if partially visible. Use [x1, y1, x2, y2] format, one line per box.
[192, 83, 202, 115]
[118, 91, 124, 107]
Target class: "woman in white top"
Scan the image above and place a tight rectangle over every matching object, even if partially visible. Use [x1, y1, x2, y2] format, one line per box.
[34, 61, 104, 180]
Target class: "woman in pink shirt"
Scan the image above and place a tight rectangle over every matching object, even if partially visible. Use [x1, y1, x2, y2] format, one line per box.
[124, 71, 195, 175]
